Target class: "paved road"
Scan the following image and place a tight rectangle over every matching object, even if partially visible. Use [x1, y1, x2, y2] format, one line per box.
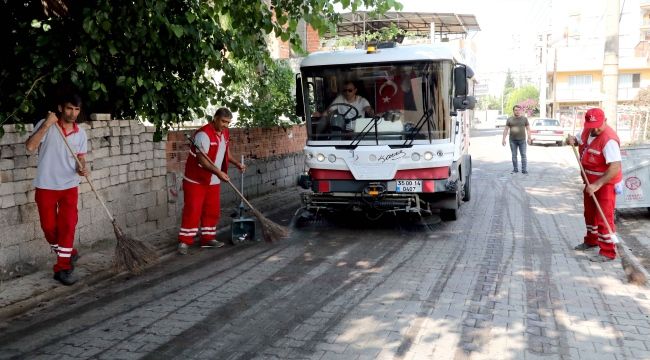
[1, 129, 650, 360]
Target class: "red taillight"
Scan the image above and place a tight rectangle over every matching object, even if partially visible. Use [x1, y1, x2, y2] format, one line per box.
[531, 130, 540, 134]
[317, 181, 330, 193]
[423, 180, 436, 193]
[553, 130, 563, 134]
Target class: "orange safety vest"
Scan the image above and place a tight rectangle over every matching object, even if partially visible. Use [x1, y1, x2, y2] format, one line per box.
[579, 125, 622, 185]
[184, 124, 229, 184]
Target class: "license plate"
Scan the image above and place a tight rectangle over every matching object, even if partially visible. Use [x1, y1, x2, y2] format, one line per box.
[396, 180, 422, 192]
[542, 130, 553, 134]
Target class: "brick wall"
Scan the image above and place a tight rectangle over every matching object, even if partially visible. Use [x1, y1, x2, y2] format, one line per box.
[165, 124, 307, 219]
[1, 120, 306, 279]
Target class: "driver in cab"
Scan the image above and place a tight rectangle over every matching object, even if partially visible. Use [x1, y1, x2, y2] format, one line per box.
[313, 80, 375, 132]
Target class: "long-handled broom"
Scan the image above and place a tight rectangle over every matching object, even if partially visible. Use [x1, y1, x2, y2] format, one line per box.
[53, 119, 158, 273]
[571, 144, 648, 285]
[185, 133, 289, 243]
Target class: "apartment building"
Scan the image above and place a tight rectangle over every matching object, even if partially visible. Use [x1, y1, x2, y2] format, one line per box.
[544, 0, 650, 131]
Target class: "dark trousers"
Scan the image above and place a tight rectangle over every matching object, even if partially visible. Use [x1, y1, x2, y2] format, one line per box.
[509, 139, 527, 171]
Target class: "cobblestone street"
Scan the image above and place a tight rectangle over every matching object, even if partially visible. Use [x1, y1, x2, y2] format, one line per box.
[0, 129, 649, 360]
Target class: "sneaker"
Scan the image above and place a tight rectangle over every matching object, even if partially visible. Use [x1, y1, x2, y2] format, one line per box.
[589, 254, 615, 262]
[574, 243, 598, 251]
[177, 242, 189, 255]
[511, 169, 519, 174]
[53, 270, 77, 286]
[201, 240, 225, 248]
[522, 170, 528, 174]
[70, 252, 80, 270]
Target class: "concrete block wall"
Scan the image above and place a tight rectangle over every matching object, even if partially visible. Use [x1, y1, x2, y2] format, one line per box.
[0, 117, 170, 279]
[1, 120, 306, 279]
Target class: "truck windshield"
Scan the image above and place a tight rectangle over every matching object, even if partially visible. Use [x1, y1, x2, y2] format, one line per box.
[300, 61, 453, 145]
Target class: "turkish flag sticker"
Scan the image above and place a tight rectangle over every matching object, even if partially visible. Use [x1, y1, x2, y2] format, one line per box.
[376, 77, 405, 113]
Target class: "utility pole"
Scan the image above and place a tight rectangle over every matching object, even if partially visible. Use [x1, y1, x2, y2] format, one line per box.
[602, 0, 619, 129]
[540, 32, 548, 118]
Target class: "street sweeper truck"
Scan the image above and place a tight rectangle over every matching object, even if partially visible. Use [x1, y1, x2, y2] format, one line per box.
[295, 42, 476, 221]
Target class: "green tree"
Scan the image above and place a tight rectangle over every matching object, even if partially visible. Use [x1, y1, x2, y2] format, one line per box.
[505, 85, 540, 116]
[222, 59, 298, 128]
[503, 69, 515, 98]
[478, 95, 501, 111]
[0, 0, 402, 138]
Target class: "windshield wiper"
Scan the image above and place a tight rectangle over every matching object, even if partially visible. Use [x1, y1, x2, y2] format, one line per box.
[403, 108, 434, 146]
[349, 115, 382, 146]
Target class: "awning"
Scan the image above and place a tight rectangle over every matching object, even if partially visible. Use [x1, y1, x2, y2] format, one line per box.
[324, 12, 480, 39]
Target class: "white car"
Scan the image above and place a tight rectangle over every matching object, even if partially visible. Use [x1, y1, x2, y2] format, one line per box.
[530, 118, 565, 146]
[495, 115, 508, 128]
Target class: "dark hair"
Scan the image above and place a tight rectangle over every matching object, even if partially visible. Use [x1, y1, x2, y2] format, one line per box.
[343, 80, 356, 89]
[59, 93, 83, 107]
[214, 107, 233, 119]
[513, 105, 521, 111]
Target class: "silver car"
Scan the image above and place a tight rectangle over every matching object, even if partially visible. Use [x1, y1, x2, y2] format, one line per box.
[530, 118, 565, 146]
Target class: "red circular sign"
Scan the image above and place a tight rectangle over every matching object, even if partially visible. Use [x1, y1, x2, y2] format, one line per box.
[625, 176, 641, 190]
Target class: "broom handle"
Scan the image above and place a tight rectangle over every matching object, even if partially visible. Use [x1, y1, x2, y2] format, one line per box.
[570, 144, 616, 237]
[185, 134, 255, 211]
[53, 121, 116, 224]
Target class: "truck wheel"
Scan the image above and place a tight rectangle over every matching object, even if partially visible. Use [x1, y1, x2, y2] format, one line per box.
[462, 174, 471, 202]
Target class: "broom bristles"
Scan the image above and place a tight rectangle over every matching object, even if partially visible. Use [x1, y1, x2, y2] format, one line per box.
[250, 207, 290, 243]
[111, 222, 159, 274]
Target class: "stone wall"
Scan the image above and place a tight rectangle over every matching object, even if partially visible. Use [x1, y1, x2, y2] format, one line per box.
[0, 120, 307, 279]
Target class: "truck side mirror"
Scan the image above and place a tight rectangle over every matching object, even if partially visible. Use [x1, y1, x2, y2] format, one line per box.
[295, 74, 305, 119]
[453, 64, 476, 111]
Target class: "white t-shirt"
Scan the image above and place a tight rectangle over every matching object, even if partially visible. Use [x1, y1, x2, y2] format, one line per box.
[576, 132, 621, 163]
[32, 119, 88, 190]
[191, 131, 226, 185]
[329, 95, 371, 119]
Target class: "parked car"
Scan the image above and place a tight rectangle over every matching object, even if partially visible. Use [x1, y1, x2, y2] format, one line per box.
[530, 118, 565, 146]
[495, 115, 508, 128]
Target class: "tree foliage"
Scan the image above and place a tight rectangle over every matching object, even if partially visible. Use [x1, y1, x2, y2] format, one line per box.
[503, 69, 515, 97]
[0, 0, 402, 138]
[477, 95, 501, 111]
[505, 85, 539, 116]
[222, 59, 298, 128]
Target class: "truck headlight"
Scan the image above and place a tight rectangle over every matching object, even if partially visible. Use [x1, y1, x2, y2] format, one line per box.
[307, 153, 314, 160]
[369, 154, 377, 162]
[328, 154, 336, 163]
[411, 152, 421, 161]
[317, 153, 325, 162]
[424, 152, 433, 160]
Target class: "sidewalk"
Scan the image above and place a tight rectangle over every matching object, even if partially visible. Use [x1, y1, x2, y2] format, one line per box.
[0, 186, 303, 324]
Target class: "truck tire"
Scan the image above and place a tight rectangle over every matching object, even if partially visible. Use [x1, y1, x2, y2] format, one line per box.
[462, 174, 471, 202]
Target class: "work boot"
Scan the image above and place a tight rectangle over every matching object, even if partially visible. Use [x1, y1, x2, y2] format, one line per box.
[177, 242, 189, 255]
[574, 243, 598, 251]
[53, 270, 77, 286]
[589, 254, 615, 263]
[201, 240, 225, 248]
[70, 251, 80, 270]
[522, 170, 528, 174]
[511, 168, 518, 174]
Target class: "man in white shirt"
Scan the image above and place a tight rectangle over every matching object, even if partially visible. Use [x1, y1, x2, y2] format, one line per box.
[25, 93, 88, 285]
[313, 80, 375, 132]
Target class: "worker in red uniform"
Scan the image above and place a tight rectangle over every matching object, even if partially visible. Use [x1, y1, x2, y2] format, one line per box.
[25, 93, 88, 285]
[178, 108, 245, 255]
[568, 108, 622, 262]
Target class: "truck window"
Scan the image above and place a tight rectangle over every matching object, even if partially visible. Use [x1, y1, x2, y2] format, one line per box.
[301, 61, 453, 144]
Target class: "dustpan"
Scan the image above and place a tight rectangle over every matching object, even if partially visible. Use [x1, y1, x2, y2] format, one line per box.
[231, 155, 256, 244]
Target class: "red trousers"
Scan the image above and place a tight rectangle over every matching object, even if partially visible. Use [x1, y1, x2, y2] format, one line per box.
[583, 183, 617, 259]
[178, 180, 221, 245]
[35, 187, 79, 272]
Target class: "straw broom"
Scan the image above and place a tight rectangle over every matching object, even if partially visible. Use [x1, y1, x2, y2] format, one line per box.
[185, 134, 289, 243]
[53, 121, 158, 273]
[571, 144, 648, 285]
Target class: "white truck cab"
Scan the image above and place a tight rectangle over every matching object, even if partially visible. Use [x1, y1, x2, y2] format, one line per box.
[296, 43, 475, 221]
